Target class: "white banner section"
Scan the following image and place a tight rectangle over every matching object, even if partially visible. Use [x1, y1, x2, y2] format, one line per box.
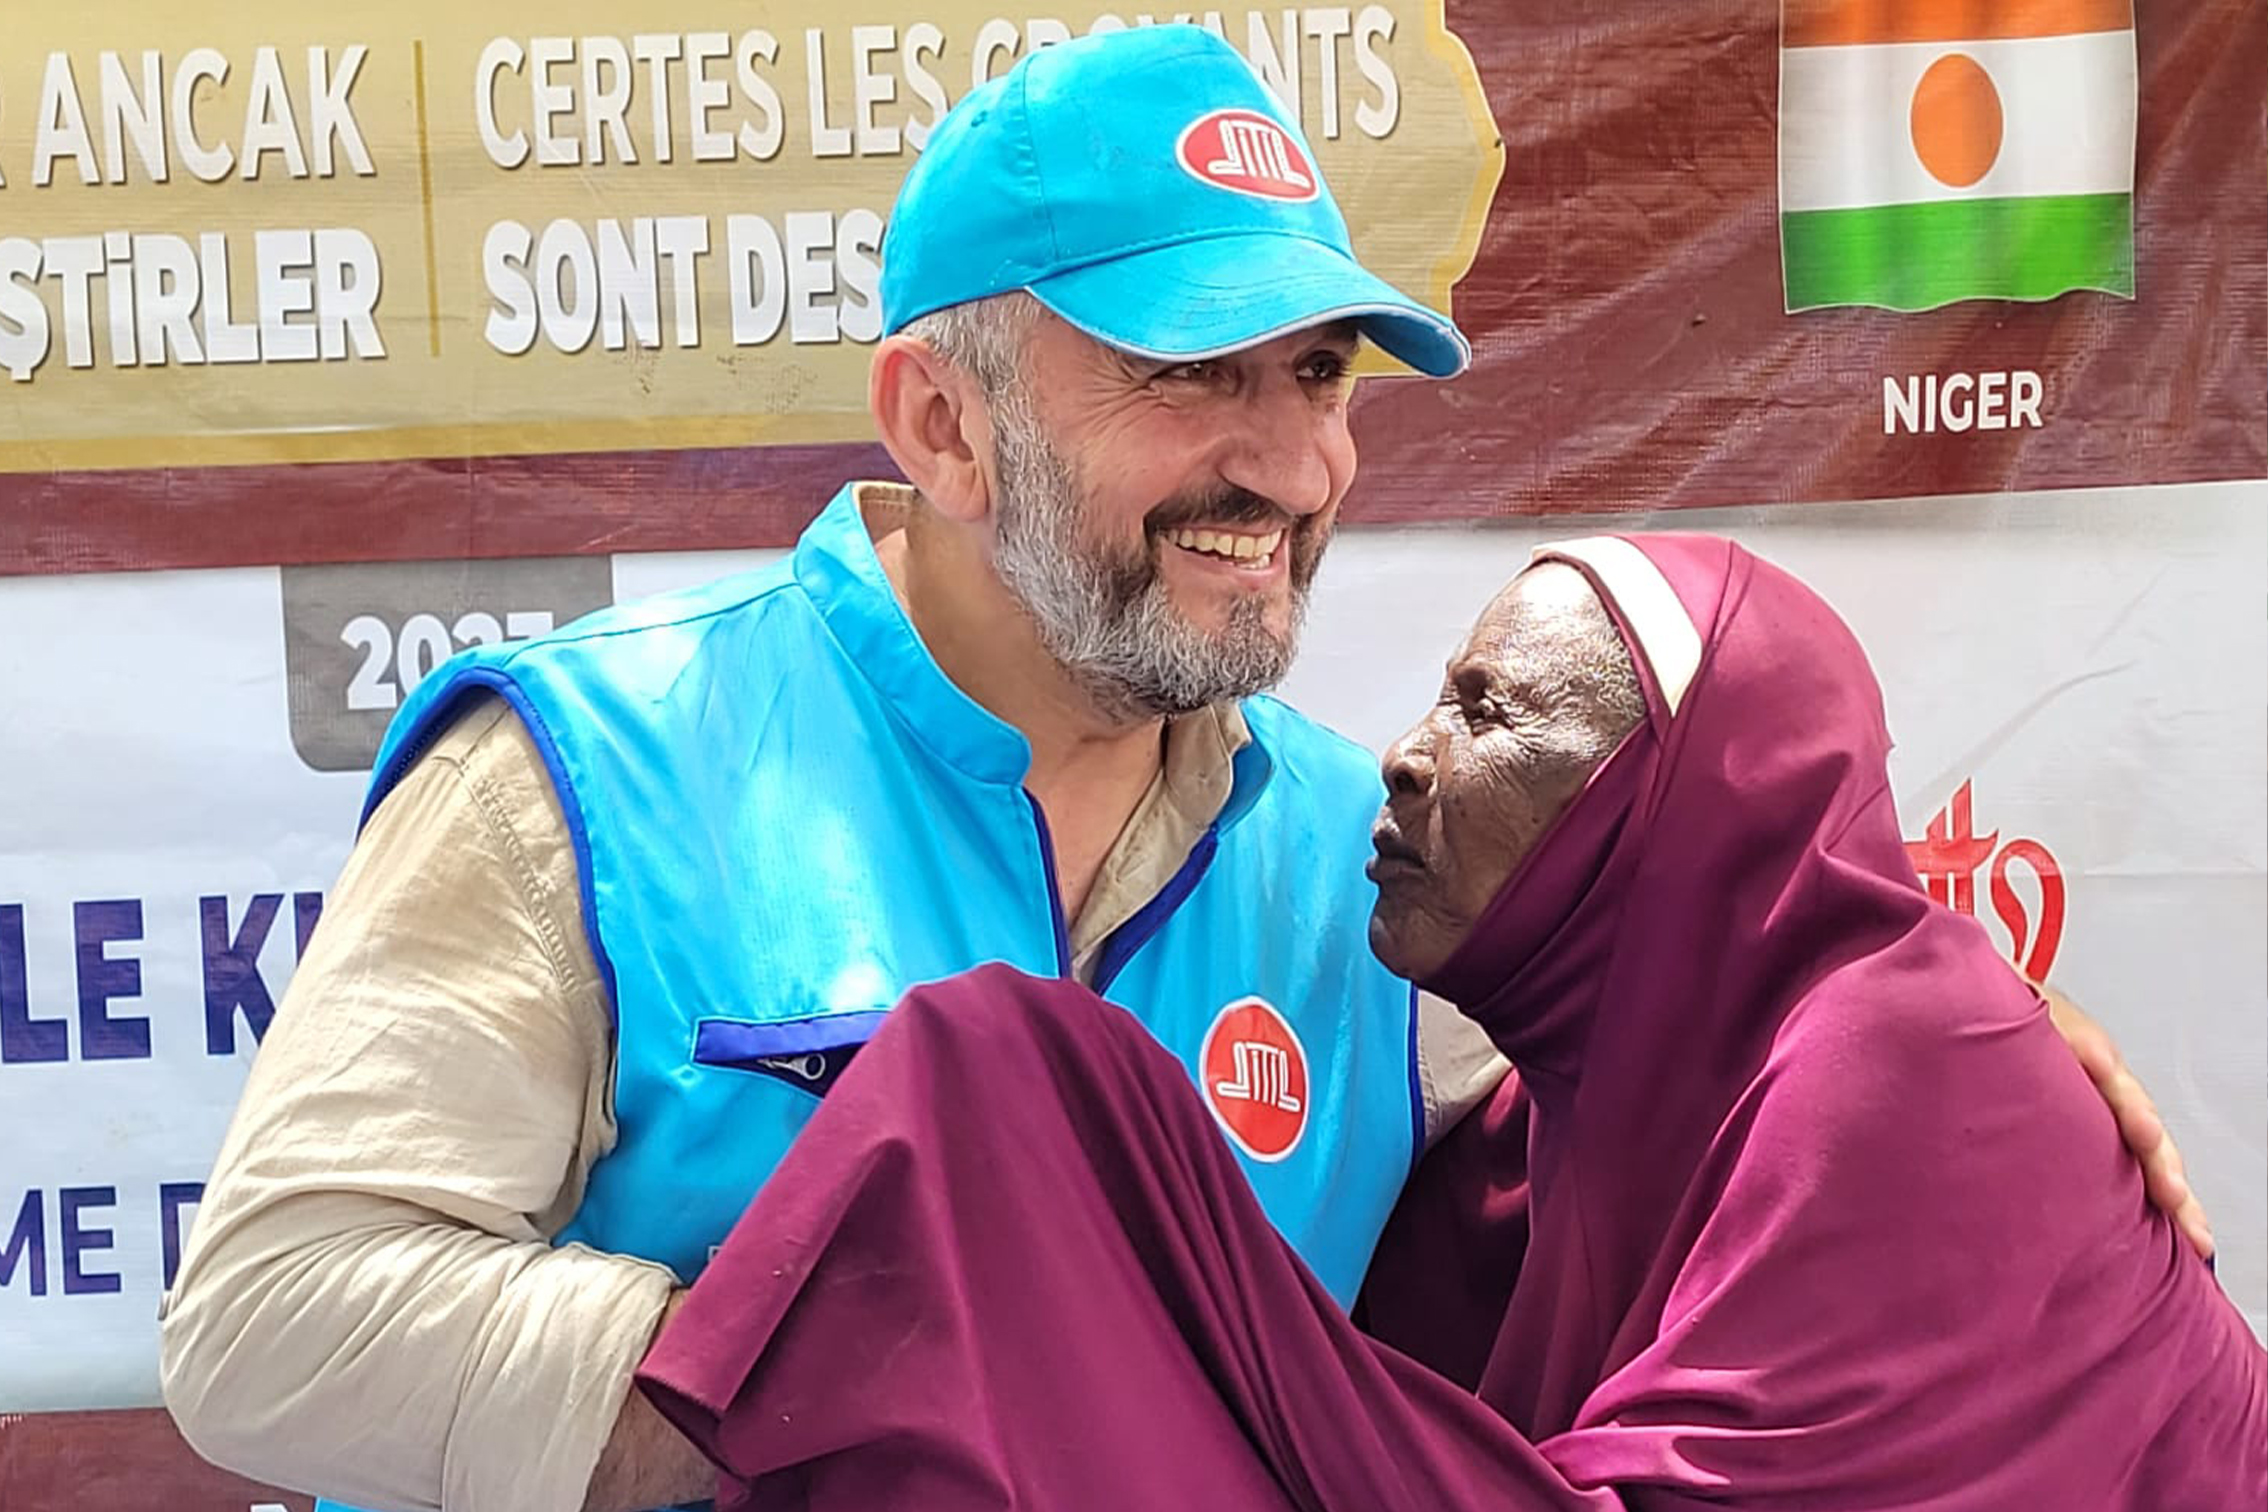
[0, 482, 2260, 1412]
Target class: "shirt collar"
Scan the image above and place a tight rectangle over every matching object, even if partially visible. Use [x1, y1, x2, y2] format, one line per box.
[796, 482, 1032, 785]
[793, 480, 1277, 809]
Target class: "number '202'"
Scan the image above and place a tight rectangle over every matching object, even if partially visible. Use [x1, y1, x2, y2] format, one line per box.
[340, 611, 555, 711]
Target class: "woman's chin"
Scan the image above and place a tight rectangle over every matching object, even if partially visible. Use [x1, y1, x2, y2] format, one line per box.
[1367, 902, 1444, 984]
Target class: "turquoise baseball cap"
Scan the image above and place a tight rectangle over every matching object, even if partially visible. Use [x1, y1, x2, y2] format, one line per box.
[880, 24, 1470, 378]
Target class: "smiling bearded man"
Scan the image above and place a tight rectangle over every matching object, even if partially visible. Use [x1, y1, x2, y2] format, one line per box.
[160, 27, 1471, 1512]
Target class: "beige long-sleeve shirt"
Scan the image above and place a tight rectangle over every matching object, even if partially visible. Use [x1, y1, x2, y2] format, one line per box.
[160, 536, 1508, 1512]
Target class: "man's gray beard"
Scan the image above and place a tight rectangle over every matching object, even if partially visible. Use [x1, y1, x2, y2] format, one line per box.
[988, 386, 1311, 724]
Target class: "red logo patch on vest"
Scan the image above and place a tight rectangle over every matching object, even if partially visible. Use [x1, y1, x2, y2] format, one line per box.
[1200, 996, 1309, 1161]
[1175, 109, 1318, 201]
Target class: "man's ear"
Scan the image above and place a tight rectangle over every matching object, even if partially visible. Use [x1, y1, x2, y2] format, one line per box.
[869, 335, 990, 524]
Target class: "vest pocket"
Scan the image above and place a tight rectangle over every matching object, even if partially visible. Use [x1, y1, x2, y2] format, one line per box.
[690, 1011, 887, 1099]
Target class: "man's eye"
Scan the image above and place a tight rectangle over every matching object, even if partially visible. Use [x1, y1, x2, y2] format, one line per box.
[1301, 352, 1353, 384]
[1159, 360, 1221, 384]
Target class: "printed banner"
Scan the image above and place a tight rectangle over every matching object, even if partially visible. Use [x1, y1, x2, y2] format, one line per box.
[0, 4, 1495, 470]
[0, 2, 2261, 1507]
[2, 2, 2260, 577]
[1347, 0, 2262, 522]
[2, 487, 2264, 1507]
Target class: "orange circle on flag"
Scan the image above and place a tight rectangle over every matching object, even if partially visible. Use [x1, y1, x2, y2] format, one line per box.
[1200, 997, 1309, 1162]
[1910, 53, 2003, 188]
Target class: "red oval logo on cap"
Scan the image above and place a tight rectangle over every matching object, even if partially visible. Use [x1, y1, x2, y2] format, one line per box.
[1175, 109, 1319, 202]
[1200, 996, 1310, 1161]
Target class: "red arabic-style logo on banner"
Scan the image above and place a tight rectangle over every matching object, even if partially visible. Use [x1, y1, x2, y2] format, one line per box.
[1904, 779, 2065, 980]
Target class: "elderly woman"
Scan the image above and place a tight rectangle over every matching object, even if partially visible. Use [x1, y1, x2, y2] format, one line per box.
[638, 536, 2264, 1510]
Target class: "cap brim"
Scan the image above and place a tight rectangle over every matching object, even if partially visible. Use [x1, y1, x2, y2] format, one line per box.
[1027, 233, 1471, 379]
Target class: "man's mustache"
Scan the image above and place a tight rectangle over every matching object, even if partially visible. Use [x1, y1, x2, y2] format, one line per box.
[1144, 487, 1297, 536]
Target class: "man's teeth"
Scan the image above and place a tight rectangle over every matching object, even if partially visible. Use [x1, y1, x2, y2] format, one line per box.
[1164, 527, 1286, 563]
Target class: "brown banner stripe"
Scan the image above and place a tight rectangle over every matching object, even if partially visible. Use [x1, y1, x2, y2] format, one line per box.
[0, 441, 893, 577]
[0, 1409, 312, 1512]
[1783, 0, 2136, 49]
[0, 0, 2258, 582]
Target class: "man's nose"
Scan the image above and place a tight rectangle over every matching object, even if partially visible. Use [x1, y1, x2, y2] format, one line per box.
[1382, 719, 1437, 798]
[1217, 378, 1343, 519]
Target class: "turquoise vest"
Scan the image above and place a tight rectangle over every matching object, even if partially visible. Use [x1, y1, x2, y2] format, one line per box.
[337, 486, 1418, 1510]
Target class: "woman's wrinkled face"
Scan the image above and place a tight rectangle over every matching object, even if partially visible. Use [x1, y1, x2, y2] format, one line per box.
[1367, 563, 1644, 982]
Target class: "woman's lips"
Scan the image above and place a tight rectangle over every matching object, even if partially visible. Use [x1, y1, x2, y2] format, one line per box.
[1367, 823, 1425, 881]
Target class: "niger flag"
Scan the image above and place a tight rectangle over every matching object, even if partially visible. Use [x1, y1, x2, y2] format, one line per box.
[1779, 0, 2137, 312]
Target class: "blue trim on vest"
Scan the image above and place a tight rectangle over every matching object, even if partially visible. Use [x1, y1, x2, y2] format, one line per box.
[1092, 825, 1220, 995]
[1024, 793, 1073, 976]
[359, 666, 623, 1021]
[1404, 982, 1425, 1173]
[693, 1010, 890, 1062]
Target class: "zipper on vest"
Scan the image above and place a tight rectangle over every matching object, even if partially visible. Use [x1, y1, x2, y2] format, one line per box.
[1023, 792, 1073, 977]
[1090, 825, 1220, 995]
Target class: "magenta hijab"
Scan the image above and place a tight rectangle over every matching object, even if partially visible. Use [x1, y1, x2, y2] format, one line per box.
[1367, 533, 2264, 1502]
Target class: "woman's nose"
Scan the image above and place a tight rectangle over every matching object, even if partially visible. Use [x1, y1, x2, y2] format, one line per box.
[1381, 720, 1437, 798]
